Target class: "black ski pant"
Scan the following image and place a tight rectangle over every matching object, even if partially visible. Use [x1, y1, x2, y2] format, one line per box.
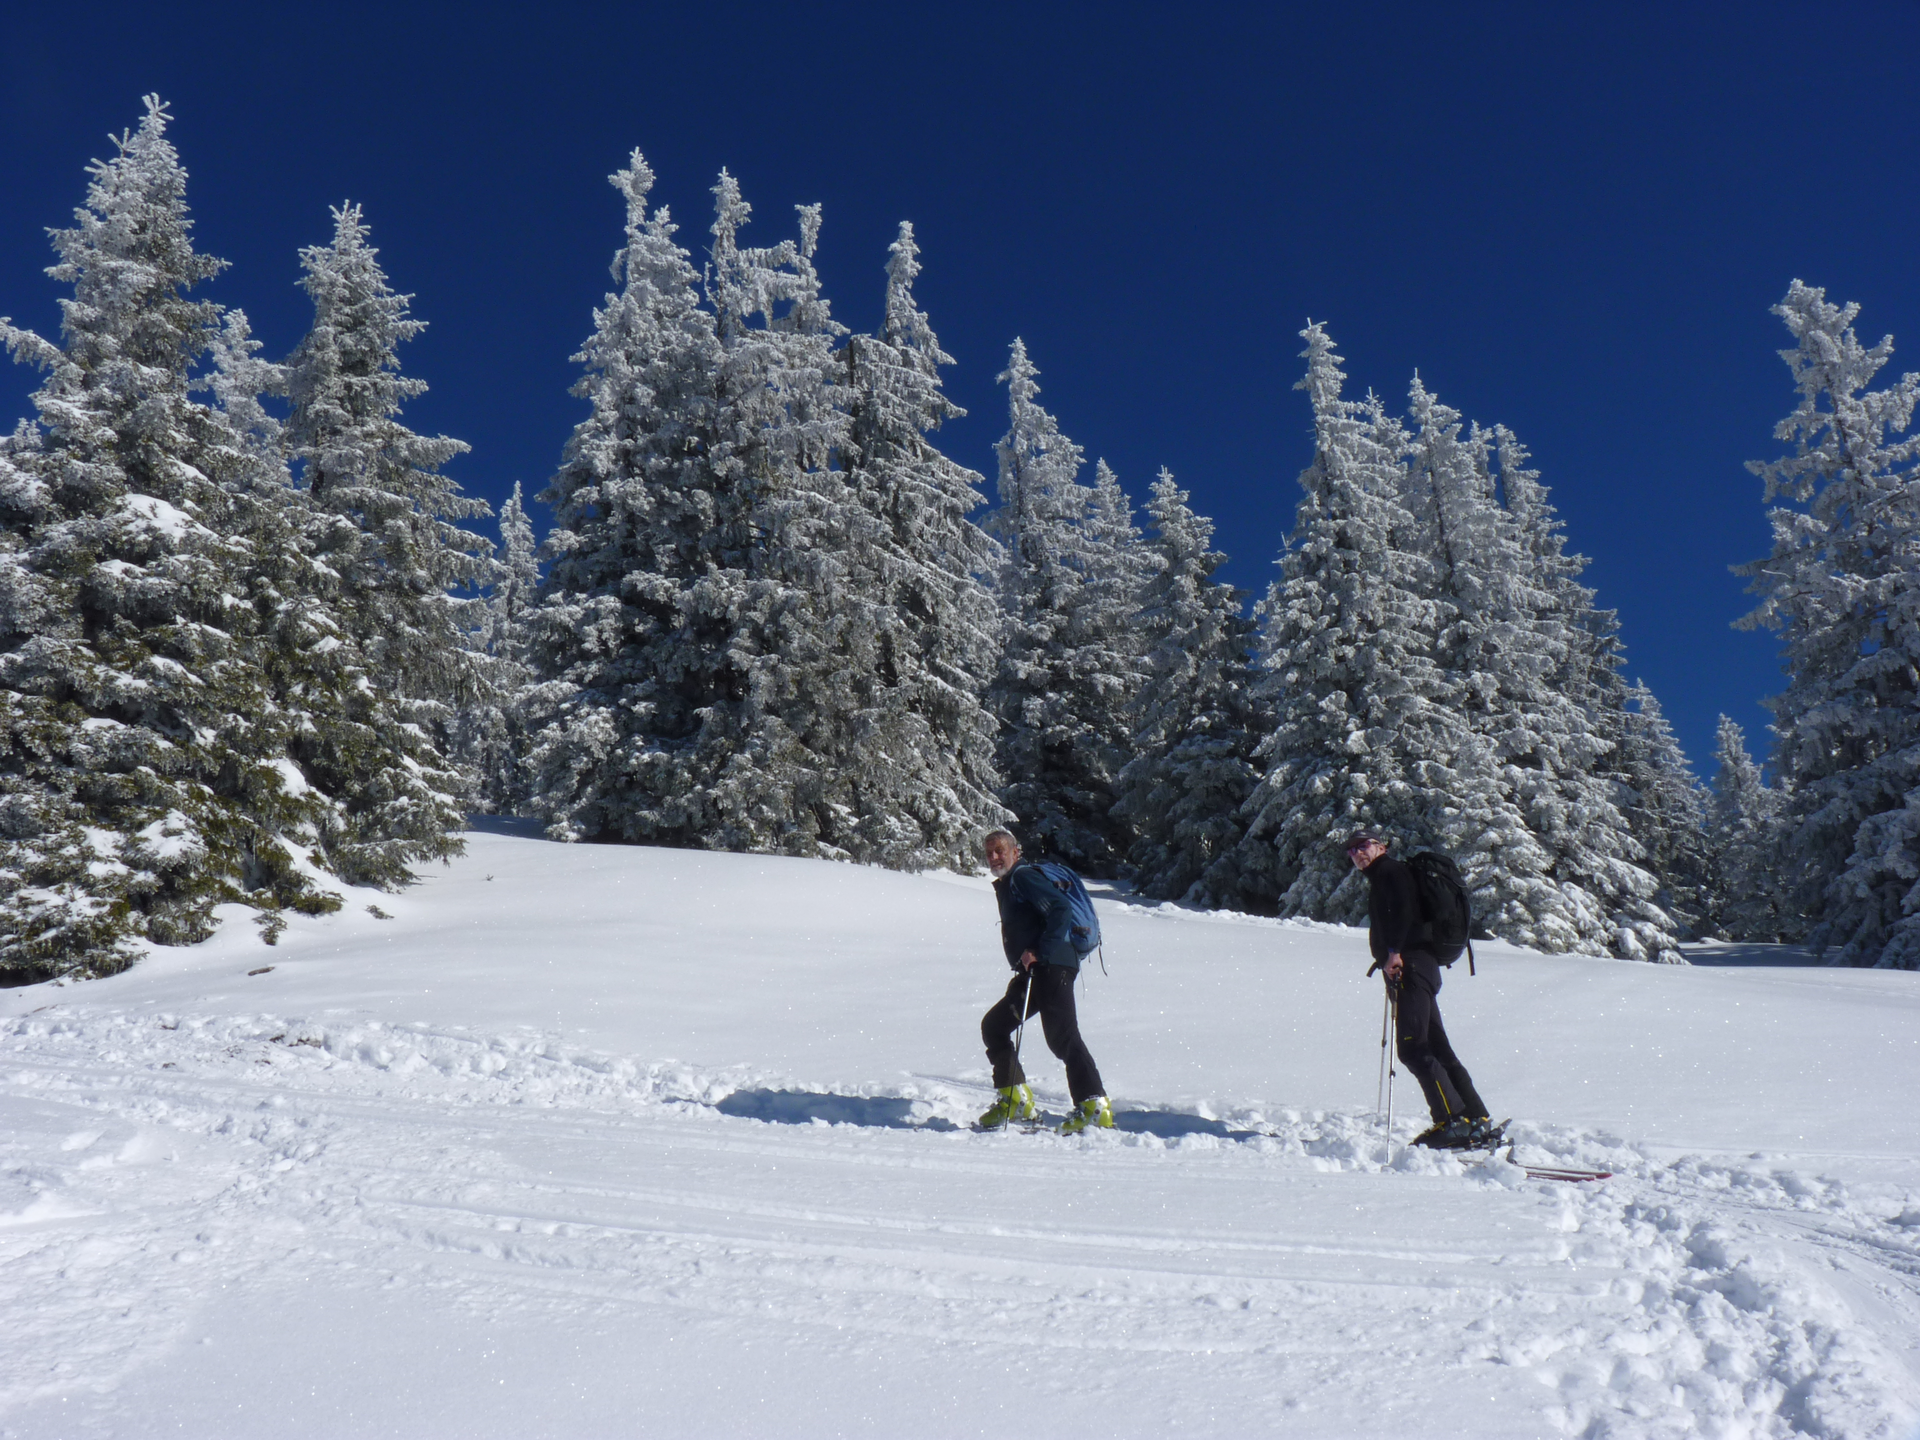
[982, 965, 1105, 1105]
[1392, 960, 1488, 1125]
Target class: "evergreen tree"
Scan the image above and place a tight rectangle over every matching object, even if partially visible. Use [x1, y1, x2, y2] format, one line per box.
[700, 175, 868, 856]
[1208, 333, 1682, 960]
[533, 161, 925, 863]
[1708, 714, 1792, 941]
[1112, 469, 1262, 903]
[1400, 378, 1565, 943]
[1215, 325, 1456, 921]
[1493, 426, 1680, 960]
[987, 341, 1135, 874]
[458, 480, 540, 813]
[1738, 281, 1920, 968]
[837, 223, 1007, 866]
[1078, 458, 1158, 862]
[283, 202, 490, 878]
[0, 97, 344, 976]
[1614, 681, 1712, 941]
[523, 152, 730, 845]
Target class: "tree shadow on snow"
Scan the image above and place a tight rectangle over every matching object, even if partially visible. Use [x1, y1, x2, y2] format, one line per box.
[1682, 942, 1827, 968]
[714, 1090, 962, 1131]
[465, 815, 550, 839]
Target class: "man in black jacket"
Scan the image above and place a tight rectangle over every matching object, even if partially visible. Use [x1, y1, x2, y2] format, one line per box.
[1347, 832, 1493, 1147]
[976, 828, 1113, 1134]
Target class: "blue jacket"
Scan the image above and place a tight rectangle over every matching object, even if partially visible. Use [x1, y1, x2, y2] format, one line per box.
[992, 861, 1083, 971]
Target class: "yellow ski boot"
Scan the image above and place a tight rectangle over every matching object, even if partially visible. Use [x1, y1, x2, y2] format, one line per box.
[976, 1083, 1036, 1129]
[1057, 1095, 1115, 1135]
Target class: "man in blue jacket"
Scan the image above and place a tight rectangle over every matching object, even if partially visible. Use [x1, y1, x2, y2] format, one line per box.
[976, 828, 1113, 1133]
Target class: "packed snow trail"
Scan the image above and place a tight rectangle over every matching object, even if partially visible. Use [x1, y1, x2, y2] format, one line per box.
[2, 831, 1917, 1438]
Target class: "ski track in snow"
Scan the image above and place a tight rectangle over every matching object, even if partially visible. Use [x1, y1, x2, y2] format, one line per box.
[4, 1003, 1918, 1439]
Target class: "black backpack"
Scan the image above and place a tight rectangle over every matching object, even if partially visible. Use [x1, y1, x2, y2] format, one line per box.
[1407, 850, 1476, 975]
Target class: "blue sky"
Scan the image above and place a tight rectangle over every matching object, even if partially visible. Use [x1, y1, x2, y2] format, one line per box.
[4, 2, 1917, 776]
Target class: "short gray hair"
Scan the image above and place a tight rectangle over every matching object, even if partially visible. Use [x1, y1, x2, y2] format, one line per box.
[981, 827, 1019, 853]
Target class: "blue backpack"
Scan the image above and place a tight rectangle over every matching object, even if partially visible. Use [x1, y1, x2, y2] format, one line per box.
[1030, 861, 1103, 957]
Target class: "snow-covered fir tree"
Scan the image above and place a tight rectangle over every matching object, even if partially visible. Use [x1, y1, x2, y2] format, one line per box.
[1708, 714, 1792, 942]
[523, 152, 730, 846]
[283, 202, 492, 880]
[1401, 388, 1682, 960]
[1738, 281, 1920, 968]
[1212, 325, 1459, 921]
[987, 342, 1140, 874]
[1111, 469, 1262, 903]
[1490, 426, 1682, 961]
[0, 98, 346, 975]
[457, 480, 540, 813]
[836, 222, 1008, 866]
[1205, 330, 1684, 960]
[1398, 378, 1566, 943]
[1077, 458, 1158, 859]
[1613, 681, 1712, 939]
[202, 269, 489, 903]
[696, 174, 872, 856]
[532, 160, 949, 864]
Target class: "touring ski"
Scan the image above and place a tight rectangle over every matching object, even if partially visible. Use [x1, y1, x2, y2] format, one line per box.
[1514, 1161, 1612, 1183]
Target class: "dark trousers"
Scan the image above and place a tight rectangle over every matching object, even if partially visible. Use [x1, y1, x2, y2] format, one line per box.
[982, 965, 1106, 1105]
[1393, 958, 1488, 1124]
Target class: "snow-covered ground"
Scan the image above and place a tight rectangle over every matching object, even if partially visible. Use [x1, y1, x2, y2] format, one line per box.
[3, 827, 1917, 1439]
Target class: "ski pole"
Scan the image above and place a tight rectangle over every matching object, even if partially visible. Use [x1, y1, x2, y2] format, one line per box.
[1011, 967, 1036, 1068]
[1384, 988, 1399, 1157]
[1376, 988, 1392, 1115]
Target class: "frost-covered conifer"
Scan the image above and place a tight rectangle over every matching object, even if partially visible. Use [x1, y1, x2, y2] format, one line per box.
[1078, 459, 1158, 855]
[1212, 325, 1456, 920]
[836, 223, 1007, 866]
[1738, 282, 1920, 967]
[458, 481, 540, 813]
[533, 162, 910, 861]
[1613, 682, 1712, 940]
[283, 202, 489, 877]
[1112, 470, 1261, 902]
[523, 152, 729, 845]
[1708, 714, 1792, 941]
[1399, 379, 1564, 939]
[1492, 427, 1680, 960]
[987, 342, 1137, 874]
[0, 98, 345, 975]
[699, 176, 874, 856]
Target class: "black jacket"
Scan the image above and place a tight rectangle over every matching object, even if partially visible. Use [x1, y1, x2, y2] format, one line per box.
[1360, 853, 1420, 966]
[1361, 854, 1454, 991]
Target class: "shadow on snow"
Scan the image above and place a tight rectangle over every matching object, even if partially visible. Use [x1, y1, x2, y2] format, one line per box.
[714, 1090, 961, 1130]
[1680, 942, 1828, 968]
[712, 1088, 1263, 1141]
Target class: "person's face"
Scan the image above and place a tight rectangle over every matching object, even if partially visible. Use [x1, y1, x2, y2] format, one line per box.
[1347, 840, 1385, 869]
[984, 836, 1021, 878]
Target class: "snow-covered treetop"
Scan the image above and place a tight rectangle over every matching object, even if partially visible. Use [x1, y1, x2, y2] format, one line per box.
[1752, 280, 1920, 509]
[287, 202, 483, 532]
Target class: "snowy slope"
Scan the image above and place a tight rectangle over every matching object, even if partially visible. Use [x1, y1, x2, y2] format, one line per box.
[2, 829, 1918, 1439]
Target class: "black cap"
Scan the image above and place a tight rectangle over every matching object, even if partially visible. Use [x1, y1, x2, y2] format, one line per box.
[1343, 831, 1385, 852]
